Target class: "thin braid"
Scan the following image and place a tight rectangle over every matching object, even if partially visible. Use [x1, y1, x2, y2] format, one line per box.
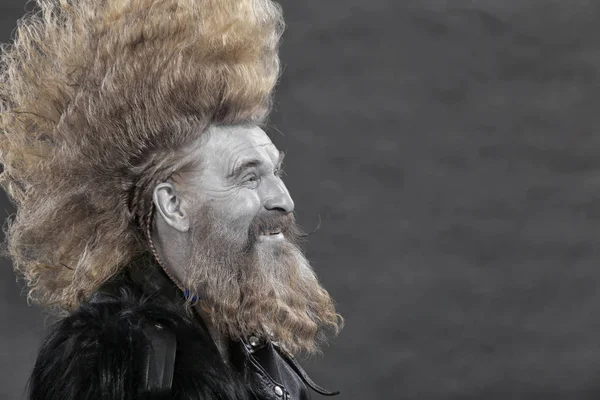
[145, 203, 186, 292]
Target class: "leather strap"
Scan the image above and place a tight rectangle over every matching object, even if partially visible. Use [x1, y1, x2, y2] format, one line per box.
[274, 344, 340, 396]
[141, 322, 177, 393]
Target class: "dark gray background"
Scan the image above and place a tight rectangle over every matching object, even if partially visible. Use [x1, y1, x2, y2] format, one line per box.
[2, 0, 600, 399]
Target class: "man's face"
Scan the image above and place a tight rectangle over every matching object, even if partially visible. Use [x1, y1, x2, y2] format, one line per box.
[178, 124, 340, 354]
[189, 124, 294, 247]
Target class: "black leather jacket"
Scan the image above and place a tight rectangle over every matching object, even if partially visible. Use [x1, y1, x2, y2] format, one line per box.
[29, 256, 338, 400]
[233, 334, 338, 399]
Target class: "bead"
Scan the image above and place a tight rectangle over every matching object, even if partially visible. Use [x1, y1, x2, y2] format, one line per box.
[274, 386, 284, 397]
[249, 336, 260, 347]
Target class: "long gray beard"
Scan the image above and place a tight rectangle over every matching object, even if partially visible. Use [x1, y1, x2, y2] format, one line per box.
[181, 205, 341, 355]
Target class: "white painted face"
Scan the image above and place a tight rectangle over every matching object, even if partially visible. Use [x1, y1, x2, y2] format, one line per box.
[186, 124, 294, 244]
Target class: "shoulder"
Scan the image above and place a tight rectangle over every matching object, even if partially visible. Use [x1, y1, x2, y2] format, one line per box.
[29, 283, 253, 400]
[30, 287, 180, 400]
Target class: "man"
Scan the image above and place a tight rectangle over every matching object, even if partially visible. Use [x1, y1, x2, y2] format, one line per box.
[0, 0, 342, 398]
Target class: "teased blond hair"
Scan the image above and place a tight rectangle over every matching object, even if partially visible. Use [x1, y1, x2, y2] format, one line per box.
[0, 0, 284, 311]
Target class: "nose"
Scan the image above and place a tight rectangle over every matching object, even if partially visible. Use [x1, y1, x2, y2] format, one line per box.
[263, 180, 295, 213]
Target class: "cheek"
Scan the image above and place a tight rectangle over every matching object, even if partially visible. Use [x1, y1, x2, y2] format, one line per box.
[215, 190, 261, 226]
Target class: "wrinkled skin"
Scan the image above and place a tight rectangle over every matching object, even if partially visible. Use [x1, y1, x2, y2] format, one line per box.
[151, 125, 340, 356]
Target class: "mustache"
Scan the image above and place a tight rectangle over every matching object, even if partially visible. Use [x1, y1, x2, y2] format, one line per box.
[248, 210, 297, 242]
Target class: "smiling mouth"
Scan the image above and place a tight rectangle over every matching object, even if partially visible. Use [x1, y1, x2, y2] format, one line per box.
[258, 230, 284, 242]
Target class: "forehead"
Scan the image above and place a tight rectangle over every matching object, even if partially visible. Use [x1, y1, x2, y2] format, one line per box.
[199, 125, 279, 166]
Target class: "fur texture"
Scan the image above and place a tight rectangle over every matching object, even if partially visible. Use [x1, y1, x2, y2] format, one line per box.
[29, 255, 255, 400]
[0, 0, 284, 311]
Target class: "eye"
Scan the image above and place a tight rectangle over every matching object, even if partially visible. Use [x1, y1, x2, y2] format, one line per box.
[243, 173, 259, 187]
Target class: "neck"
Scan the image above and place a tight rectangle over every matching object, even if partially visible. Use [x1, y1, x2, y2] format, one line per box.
[150, 226, 231, 363]
[151, 231, 188, 290]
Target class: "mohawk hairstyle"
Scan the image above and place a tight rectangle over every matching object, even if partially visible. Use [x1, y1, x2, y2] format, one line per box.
[0, 0, 284, 311]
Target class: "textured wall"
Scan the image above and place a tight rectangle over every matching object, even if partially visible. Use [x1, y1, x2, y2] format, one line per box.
[2, 0, 600, 399]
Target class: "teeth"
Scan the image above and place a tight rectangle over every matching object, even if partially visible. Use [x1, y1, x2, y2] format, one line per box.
[260, 230, 281, 236]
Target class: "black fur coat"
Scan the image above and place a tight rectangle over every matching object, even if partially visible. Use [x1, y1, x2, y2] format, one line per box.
[28, 256, 338, 400]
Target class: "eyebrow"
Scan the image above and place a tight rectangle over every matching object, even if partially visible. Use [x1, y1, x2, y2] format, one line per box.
[228, 150, 285, 180]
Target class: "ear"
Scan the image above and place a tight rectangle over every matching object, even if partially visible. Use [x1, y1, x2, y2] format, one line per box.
[152, 182, 190, 233]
